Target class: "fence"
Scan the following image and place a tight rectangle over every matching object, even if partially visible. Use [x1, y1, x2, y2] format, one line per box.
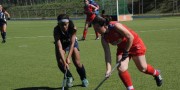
[9, 8, 84, 19]
[8, 0, 180, 19]
[128, 0, 179, 15]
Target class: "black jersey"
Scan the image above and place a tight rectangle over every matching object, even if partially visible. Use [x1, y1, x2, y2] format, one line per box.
[0, 11, 6, 22]
[53, 26, 76, 49]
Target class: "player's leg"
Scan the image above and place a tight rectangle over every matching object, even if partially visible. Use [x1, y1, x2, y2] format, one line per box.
[92, 22, 100, 40]
[0, 23, 3, 42]
[55, 49, 73, 82]
[132, 55, 163, 86]
[0, 26, 2, 41]
[95, 30, 100, 40]
[1, 23, 7, 43]
[72, 47, 89, 87]
[81, 21, 89, 40]
[117, 55, 134, 90]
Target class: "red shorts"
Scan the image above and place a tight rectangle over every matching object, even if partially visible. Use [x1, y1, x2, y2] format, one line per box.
[116, 38, 146, 56]
[86, 15, 96, 22]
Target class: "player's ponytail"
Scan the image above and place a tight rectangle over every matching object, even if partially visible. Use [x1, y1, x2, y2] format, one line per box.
[92, 15, 111, 26]
[69, 20, 77, 34]
[104, 15, 112, 25]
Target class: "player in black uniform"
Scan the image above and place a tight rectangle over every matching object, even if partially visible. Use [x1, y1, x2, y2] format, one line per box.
[53, 14, 89, 87]
[0, 5, 10, 43]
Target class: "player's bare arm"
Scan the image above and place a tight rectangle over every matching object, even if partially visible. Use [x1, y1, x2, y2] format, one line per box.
[101, 35, 112, 75]
[114, 23, 134, 51]
[4, 11, 10, 19]
[66, 30, 76, 64]
[89, 4, 98, 12]
[56, 38, 69, 69]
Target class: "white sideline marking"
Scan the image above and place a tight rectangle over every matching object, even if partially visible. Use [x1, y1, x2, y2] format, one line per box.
[18, 45, 28, 48]
[138, 28, 179, 32]
[7, 36, 53, 39]
[4, 28, 179, 40]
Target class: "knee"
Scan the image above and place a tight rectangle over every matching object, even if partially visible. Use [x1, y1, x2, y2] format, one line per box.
[74, 59, 82, 68]
[138, 66, 147, 73]
[118, 65, 128, 73]
[76, 62, 82, 68]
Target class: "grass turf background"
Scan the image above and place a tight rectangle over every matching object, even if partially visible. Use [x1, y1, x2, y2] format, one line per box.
[0, 17, 180, 90]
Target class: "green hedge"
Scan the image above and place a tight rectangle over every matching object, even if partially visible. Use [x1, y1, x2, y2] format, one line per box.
[8, 2, 85, 18]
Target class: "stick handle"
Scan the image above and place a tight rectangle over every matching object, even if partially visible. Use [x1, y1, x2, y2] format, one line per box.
[110, 62, 120, 75]
[62, 69, 68, 90]
[94, 60, 122, 90]
[94, 77, 108, 90]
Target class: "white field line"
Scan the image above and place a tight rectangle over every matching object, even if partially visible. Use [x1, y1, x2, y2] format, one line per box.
[137, 28, 179, 32]
[3, 28, 179, 40]
[7, 36, 52, 39]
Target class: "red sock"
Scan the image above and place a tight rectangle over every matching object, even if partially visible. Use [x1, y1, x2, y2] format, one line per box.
[83, 29, 88, 39]
[145, 64, 159, 76]
[119, 70, 134, 89]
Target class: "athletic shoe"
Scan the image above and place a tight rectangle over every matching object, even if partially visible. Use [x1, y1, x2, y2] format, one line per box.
[154, 70, 163, 86]
[79, 37, 85, 41]
[82, 78, 89, 87]
[2, 40, 6, 43]
[95, 37, 100, 40]
[66, 77, 73, 87]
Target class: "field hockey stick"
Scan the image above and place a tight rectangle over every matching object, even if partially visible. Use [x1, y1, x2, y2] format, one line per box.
[94, 59, 122, 90]
[62, 69, 67, 90]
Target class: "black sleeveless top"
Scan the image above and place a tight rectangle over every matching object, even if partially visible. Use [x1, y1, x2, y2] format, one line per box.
[0, 10, 6, 23]
[53, 21, 76, 49]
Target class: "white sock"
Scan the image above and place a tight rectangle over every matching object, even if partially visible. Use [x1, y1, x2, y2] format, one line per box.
[127, 86, 134, 90]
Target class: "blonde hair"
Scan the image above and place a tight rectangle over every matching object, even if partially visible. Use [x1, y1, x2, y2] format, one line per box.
[0, 5, 4, 12]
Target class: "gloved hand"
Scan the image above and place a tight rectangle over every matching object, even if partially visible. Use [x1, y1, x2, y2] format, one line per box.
[122, 50, 129, 61]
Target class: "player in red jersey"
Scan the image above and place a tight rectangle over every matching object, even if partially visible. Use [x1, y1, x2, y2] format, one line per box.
[81, 0, 99, 40]
[92, 16, 163, 90]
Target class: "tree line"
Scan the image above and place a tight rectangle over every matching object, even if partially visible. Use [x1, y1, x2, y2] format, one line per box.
[0, 0, 77, 6]
[0, 0, 169, 6]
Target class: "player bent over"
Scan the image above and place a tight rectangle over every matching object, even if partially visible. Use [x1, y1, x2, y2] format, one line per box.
[92, 16, 163, 90]
[53, 14, 89, 87]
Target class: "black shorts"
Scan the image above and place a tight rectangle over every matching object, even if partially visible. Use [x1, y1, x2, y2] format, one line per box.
[64, 40, 79, 52]
[0, 19, 7, 27]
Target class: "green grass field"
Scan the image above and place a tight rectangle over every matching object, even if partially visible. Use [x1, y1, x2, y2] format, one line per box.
[0, 17, 180, 90]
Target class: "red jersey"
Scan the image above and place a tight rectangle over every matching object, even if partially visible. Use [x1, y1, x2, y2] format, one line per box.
[104, 21, 146, 56]
[84, 4, 96, 22]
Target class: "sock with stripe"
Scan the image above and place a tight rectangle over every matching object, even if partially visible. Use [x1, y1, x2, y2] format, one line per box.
[83, 29, 87, 39]
[119, 70, 134, 90]
[144, 64, 159, 76]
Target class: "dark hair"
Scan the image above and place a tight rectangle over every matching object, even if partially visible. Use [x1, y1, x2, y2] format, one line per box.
[89, 0, 94, 4]
[84, 0, 88, 3]
[56, 14, 76, 34]
[57, 14, 69, 21]
[102, 10, 105, 14]
[92, 15, 112, 26]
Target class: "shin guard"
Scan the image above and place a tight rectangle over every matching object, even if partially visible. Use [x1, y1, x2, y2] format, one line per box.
[58, 65, 73, 77]
[76, 65, 86, 80]
[83, 30, 88, 39]
[145, 64, 159, 76]
[119, 70, 133, 88]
